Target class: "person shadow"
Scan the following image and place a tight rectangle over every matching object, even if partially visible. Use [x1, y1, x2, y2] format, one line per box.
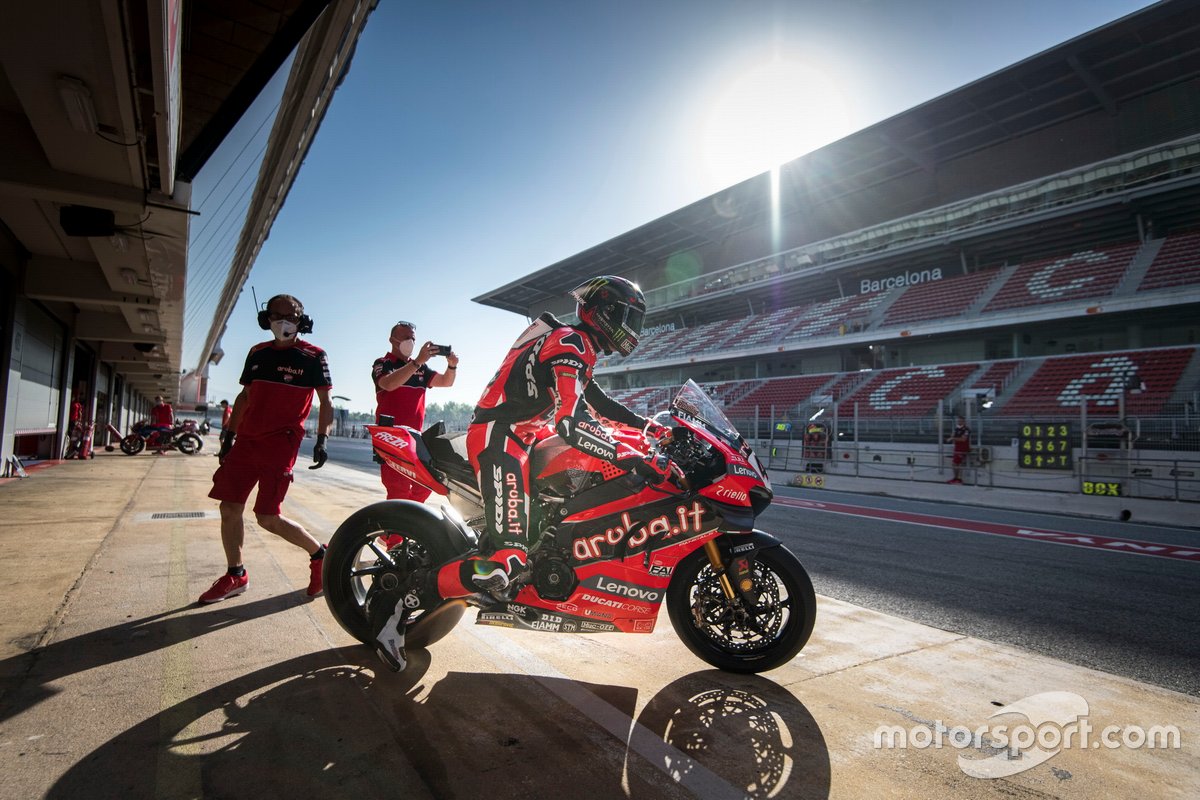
[0, 592, 310, 724]
[44, 649, 831, 799]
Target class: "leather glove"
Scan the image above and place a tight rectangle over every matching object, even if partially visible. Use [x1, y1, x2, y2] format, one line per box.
[629, 453, 673, 484]
[643, 419, 672, 442]
[309, 434, 328, 470]
[218, 430, 235, 464]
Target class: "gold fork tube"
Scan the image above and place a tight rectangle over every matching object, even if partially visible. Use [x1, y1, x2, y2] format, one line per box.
[703, 539, 737, 599]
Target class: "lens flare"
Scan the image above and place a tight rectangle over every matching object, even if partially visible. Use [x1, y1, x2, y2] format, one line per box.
[703, 59, 849, 186]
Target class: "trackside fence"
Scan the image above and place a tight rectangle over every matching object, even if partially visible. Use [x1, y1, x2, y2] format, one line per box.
[732, 403, 1200, 503]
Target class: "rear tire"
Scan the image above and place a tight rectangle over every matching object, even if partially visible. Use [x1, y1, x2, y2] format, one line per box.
[176, 433, 202, 455]
[666, 544, 816, 674]
[120, 435, 145, 456]
[323, 502, 466, 646]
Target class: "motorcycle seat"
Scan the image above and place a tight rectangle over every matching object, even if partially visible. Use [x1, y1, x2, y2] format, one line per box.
[421, 422, 475, 485]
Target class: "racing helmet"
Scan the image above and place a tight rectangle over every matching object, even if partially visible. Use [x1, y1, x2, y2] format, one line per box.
[572, 275, 646, 356]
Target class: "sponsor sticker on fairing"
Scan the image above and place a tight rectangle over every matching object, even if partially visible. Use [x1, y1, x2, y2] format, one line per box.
[580, 592, 652, 615]
[581, 576, 662, 604]
[580, 620, 618, 632]
[728, 463, 759, 479]
[571, 501, 708, 561]
[714, 484, 750, 504]
[374, 430, 410, 449]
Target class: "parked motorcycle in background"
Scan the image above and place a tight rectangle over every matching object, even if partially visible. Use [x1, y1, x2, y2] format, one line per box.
[119, 419, 204, 456]
[324, 380, 817, 674]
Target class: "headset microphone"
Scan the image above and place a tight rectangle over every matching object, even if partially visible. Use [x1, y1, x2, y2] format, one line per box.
[257, 294, 314, 333]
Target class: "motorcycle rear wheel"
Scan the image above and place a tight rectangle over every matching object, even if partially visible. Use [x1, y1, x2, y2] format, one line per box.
[176, 433, 202, 455]
[120, 435, 145, 455]
[323, 502, 466, 648]
[666, 544, 816, 674]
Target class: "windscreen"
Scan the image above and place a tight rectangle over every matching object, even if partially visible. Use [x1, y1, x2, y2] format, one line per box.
[670, 380, 740, 442]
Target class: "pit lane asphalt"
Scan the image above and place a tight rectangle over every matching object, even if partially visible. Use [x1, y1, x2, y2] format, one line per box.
[330, 435, 1200, 694]
[0, 442, 1195, 799]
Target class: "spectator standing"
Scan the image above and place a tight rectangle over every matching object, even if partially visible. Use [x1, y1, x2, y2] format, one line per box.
[947, 415, 971, 484]
[220, 399, 233, 430]
[371, 321, 458, 502]
[201, 294, 334, 604]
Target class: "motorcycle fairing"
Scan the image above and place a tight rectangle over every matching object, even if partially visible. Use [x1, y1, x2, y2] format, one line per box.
[532, 428, 648, 499]
[558, 494, 718, 565]
[473, 528, 721, 635]
[368, 424, 450, 496]
[560, 483, 681, 523]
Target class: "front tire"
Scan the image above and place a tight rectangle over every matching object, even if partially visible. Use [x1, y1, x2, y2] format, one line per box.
[176, 433, 202, 455]
[667, 543, 816, 673]
[323, 502, 467, 646]
[120, 435, 145, 455]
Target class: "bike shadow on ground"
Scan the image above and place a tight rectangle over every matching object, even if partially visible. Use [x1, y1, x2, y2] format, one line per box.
[0, 592, 309, 724]
[45, 648, 830, 800]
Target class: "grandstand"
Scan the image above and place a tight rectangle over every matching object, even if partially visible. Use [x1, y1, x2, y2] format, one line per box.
[475, 1, 1200, 499]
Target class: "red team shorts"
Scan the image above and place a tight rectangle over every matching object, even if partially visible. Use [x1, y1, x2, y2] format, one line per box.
[209, 430, 301, 515]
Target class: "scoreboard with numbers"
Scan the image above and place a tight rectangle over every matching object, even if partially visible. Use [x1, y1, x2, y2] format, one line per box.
[1018, 422, 1073, 470]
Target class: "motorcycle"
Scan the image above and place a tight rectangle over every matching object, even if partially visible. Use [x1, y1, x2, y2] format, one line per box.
[323, 380, 816, 674]
[119, 419, 204, 456]
[64, 419, 95, 459]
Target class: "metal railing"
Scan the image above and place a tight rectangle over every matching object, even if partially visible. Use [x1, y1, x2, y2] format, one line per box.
[758, 427, 1200, 502]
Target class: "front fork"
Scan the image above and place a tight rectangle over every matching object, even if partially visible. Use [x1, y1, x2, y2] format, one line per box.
[704, 531, 780, 606]
[703, 539, 738, 601]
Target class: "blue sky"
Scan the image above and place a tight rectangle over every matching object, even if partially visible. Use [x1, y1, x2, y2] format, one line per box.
[187, 0, 1153, 414]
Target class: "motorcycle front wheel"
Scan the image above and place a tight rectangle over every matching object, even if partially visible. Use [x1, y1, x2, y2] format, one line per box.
[119, 435, 145, 455]
[323, 502, 468, 648]
[666, 543, 816, 674]
[176, 433, 202, 455]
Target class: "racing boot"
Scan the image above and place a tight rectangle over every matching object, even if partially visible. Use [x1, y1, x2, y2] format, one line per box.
[436, 551, 527, 603]
[366, 583, 420, 672]
[470, 563, 511, 594]
[367, 569, 442, 672]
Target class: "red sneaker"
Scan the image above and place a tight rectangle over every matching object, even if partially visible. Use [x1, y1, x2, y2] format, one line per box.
[307, 547, 326, 597]
[199, 572, 248, 604]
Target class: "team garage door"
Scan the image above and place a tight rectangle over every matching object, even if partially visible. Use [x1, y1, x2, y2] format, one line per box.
[7, 298, 67, 459]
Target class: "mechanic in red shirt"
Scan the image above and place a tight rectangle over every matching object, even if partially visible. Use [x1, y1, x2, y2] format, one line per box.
[147, 395, 174, 452]
[219, 399, 233, 431]
[372, 321, 458, 502]
[368, 276, 672, 671]
[200, 294, 334, 604]
[150, 396, 174, 428]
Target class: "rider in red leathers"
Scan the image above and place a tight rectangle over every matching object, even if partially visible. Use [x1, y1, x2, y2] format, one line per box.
[370, 275, 672, 672]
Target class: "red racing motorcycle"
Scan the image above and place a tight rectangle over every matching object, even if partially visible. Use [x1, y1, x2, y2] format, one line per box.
[118, 419, 203, 455]
[323, 380, 816, 673]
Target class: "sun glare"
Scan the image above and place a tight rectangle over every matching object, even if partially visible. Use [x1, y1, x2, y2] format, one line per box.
[702, 59, 849, 186]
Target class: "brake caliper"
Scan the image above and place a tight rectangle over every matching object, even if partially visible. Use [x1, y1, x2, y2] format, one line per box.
[729, 556, 760, 607]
